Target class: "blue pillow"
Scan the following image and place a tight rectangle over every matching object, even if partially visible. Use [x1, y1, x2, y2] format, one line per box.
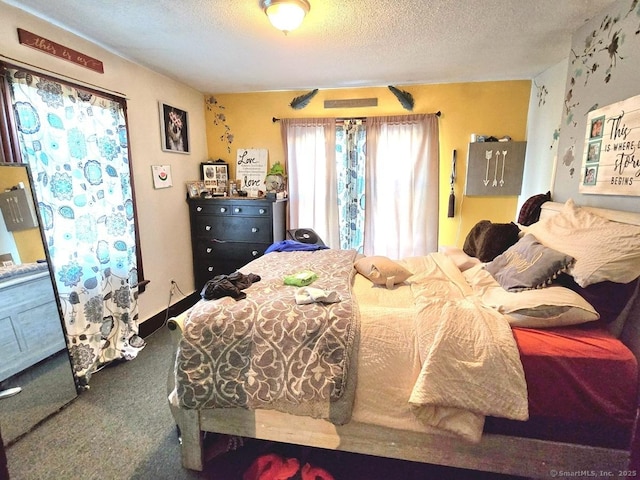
[485, 234, 574, 292]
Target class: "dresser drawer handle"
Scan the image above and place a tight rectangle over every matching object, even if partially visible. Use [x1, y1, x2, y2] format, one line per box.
[196, 206, 203, 212]
[205, 225, 211, 231]
[251, 227, 258, 233]
[220, 207, 227, 213]
[206, 248, 212, 253]
[259, 208, 266, 214]
[207, 266, 214, 272]
[252, 250, 259, 256]
[234, 207, 241, 213]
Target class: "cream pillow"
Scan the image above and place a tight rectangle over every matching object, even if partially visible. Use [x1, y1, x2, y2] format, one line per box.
[524, 199, 640, 287]
[464, 265, 600, 328]
[354, 256, 412, 289]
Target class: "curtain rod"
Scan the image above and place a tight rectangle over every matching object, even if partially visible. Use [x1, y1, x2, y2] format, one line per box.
[272, 111, 441, 123]
[0, 54, 128, 99]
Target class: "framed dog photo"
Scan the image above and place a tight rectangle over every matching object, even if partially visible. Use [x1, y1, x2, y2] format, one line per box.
[201, 162, 228, 196]
[159, 102, 190, 154]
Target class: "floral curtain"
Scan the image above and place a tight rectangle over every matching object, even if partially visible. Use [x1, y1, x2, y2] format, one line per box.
[4, 67, 144, 386]
[335, 120, 366, 253]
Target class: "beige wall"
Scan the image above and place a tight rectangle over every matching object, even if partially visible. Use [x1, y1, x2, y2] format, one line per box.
[0, 3, 208, 321]
[206, 81, 531, 248]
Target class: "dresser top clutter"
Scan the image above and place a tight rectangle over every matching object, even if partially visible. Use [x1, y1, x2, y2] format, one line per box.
[187, 196, 287, 291]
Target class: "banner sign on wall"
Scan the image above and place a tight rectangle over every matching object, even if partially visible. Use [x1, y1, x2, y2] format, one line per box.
[580, 93, 640, 196]
[236, 149, 268, 196]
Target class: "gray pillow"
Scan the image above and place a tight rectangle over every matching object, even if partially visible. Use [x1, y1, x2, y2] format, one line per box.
[485, 234, 574, 292]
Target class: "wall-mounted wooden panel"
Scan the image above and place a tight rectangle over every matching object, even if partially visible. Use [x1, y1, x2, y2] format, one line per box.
[464, 141, 526, 196]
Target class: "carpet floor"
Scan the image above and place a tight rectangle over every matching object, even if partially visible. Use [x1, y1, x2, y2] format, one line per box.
[6, 324, 527, 480]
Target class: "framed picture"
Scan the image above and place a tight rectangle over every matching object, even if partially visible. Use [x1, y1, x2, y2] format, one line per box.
[583, 165, 598, 186]
[186, 181, 206, 198]
[151, 165, 173, 189]
[589, 115, 604, 140]
[586, 140, 601, 164]
[201, 162, 229, 196]
[159, 102, 190, 154]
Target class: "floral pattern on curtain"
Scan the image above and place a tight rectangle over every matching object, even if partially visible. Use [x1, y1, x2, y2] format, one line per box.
[5, 68, 144, 386]
[335, 120, 366, 253]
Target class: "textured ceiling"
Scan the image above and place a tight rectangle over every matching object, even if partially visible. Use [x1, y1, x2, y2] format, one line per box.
[2, 0, 615, 94]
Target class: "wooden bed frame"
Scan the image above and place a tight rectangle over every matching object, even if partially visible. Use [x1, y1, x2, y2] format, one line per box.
[167, 201, 640, 478]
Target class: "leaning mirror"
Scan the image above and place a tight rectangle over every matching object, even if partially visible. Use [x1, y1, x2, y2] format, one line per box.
[0, 163, 78, 446]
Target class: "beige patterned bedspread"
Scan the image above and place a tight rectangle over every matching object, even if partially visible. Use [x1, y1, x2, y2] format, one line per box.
[174, 249, 359, 425]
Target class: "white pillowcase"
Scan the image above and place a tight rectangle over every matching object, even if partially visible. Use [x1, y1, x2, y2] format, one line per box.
[523, 199, 640, 287]
[463, 265, 600, 328]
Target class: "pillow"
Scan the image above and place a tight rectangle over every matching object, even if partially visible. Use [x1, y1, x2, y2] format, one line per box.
[524, 199, 640, 287]
[485, 234, 574, 292]
[463, 265, 600, 328]
[517, 191, 551, 226]
[354, 256, 412, 288]
[438, 246, 482, 272]
[462, 220, 520, 262]
[555, 273, 640, 326]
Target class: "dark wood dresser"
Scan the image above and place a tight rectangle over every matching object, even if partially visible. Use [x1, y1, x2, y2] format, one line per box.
[188, 197, 287, 291]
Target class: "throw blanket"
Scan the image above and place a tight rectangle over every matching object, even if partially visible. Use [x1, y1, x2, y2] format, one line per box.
[404, 253, 529, 442]
[174, 249, 359, 425]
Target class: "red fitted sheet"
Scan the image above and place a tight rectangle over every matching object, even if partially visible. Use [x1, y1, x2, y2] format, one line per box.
[513, 326, 637, 425]
[486, 326, 638, 448]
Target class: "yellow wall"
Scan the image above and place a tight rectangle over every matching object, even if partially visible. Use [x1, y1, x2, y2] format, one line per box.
[205, 81, 531, 248]
[0, 166, 45, 263]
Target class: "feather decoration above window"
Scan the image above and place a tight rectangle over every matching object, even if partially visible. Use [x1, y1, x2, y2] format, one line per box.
[388, 85, 414, 111]
[289, 89, 319, 110]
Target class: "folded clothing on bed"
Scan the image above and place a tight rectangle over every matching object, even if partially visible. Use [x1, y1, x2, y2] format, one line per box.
[295, 287, 341, 304]
[284, 270, 318, 286]
[265, 240, 329, 253]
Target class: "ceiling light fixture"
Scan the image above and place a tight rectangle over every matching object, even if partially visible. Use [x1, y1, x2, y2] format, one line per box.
[260, 0, 310, 34]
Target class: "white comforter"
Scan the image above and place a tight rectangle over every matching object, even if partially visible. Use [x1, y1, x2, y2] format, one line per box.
[351, 253, 528, 443]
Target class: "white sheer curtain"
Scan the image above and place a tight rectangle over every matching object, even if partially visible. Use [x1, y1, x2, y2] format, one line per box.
[364, 114, 439, 258]
[281, 118, 339, 247]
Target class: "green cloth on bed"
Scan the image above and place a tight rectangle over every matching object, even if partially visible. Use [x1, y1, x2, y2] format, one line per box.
[284, 270, 318, 287]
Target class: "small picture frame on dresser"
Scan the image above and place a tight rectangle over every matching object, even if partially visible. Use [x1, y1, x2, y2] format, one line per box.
[186, 181, 206, 198]
[201, 162, 228, 196]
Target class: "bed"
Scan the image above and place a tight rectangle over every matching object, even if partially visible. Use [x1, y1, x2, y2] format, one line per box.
[167, 200, 640, 478]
